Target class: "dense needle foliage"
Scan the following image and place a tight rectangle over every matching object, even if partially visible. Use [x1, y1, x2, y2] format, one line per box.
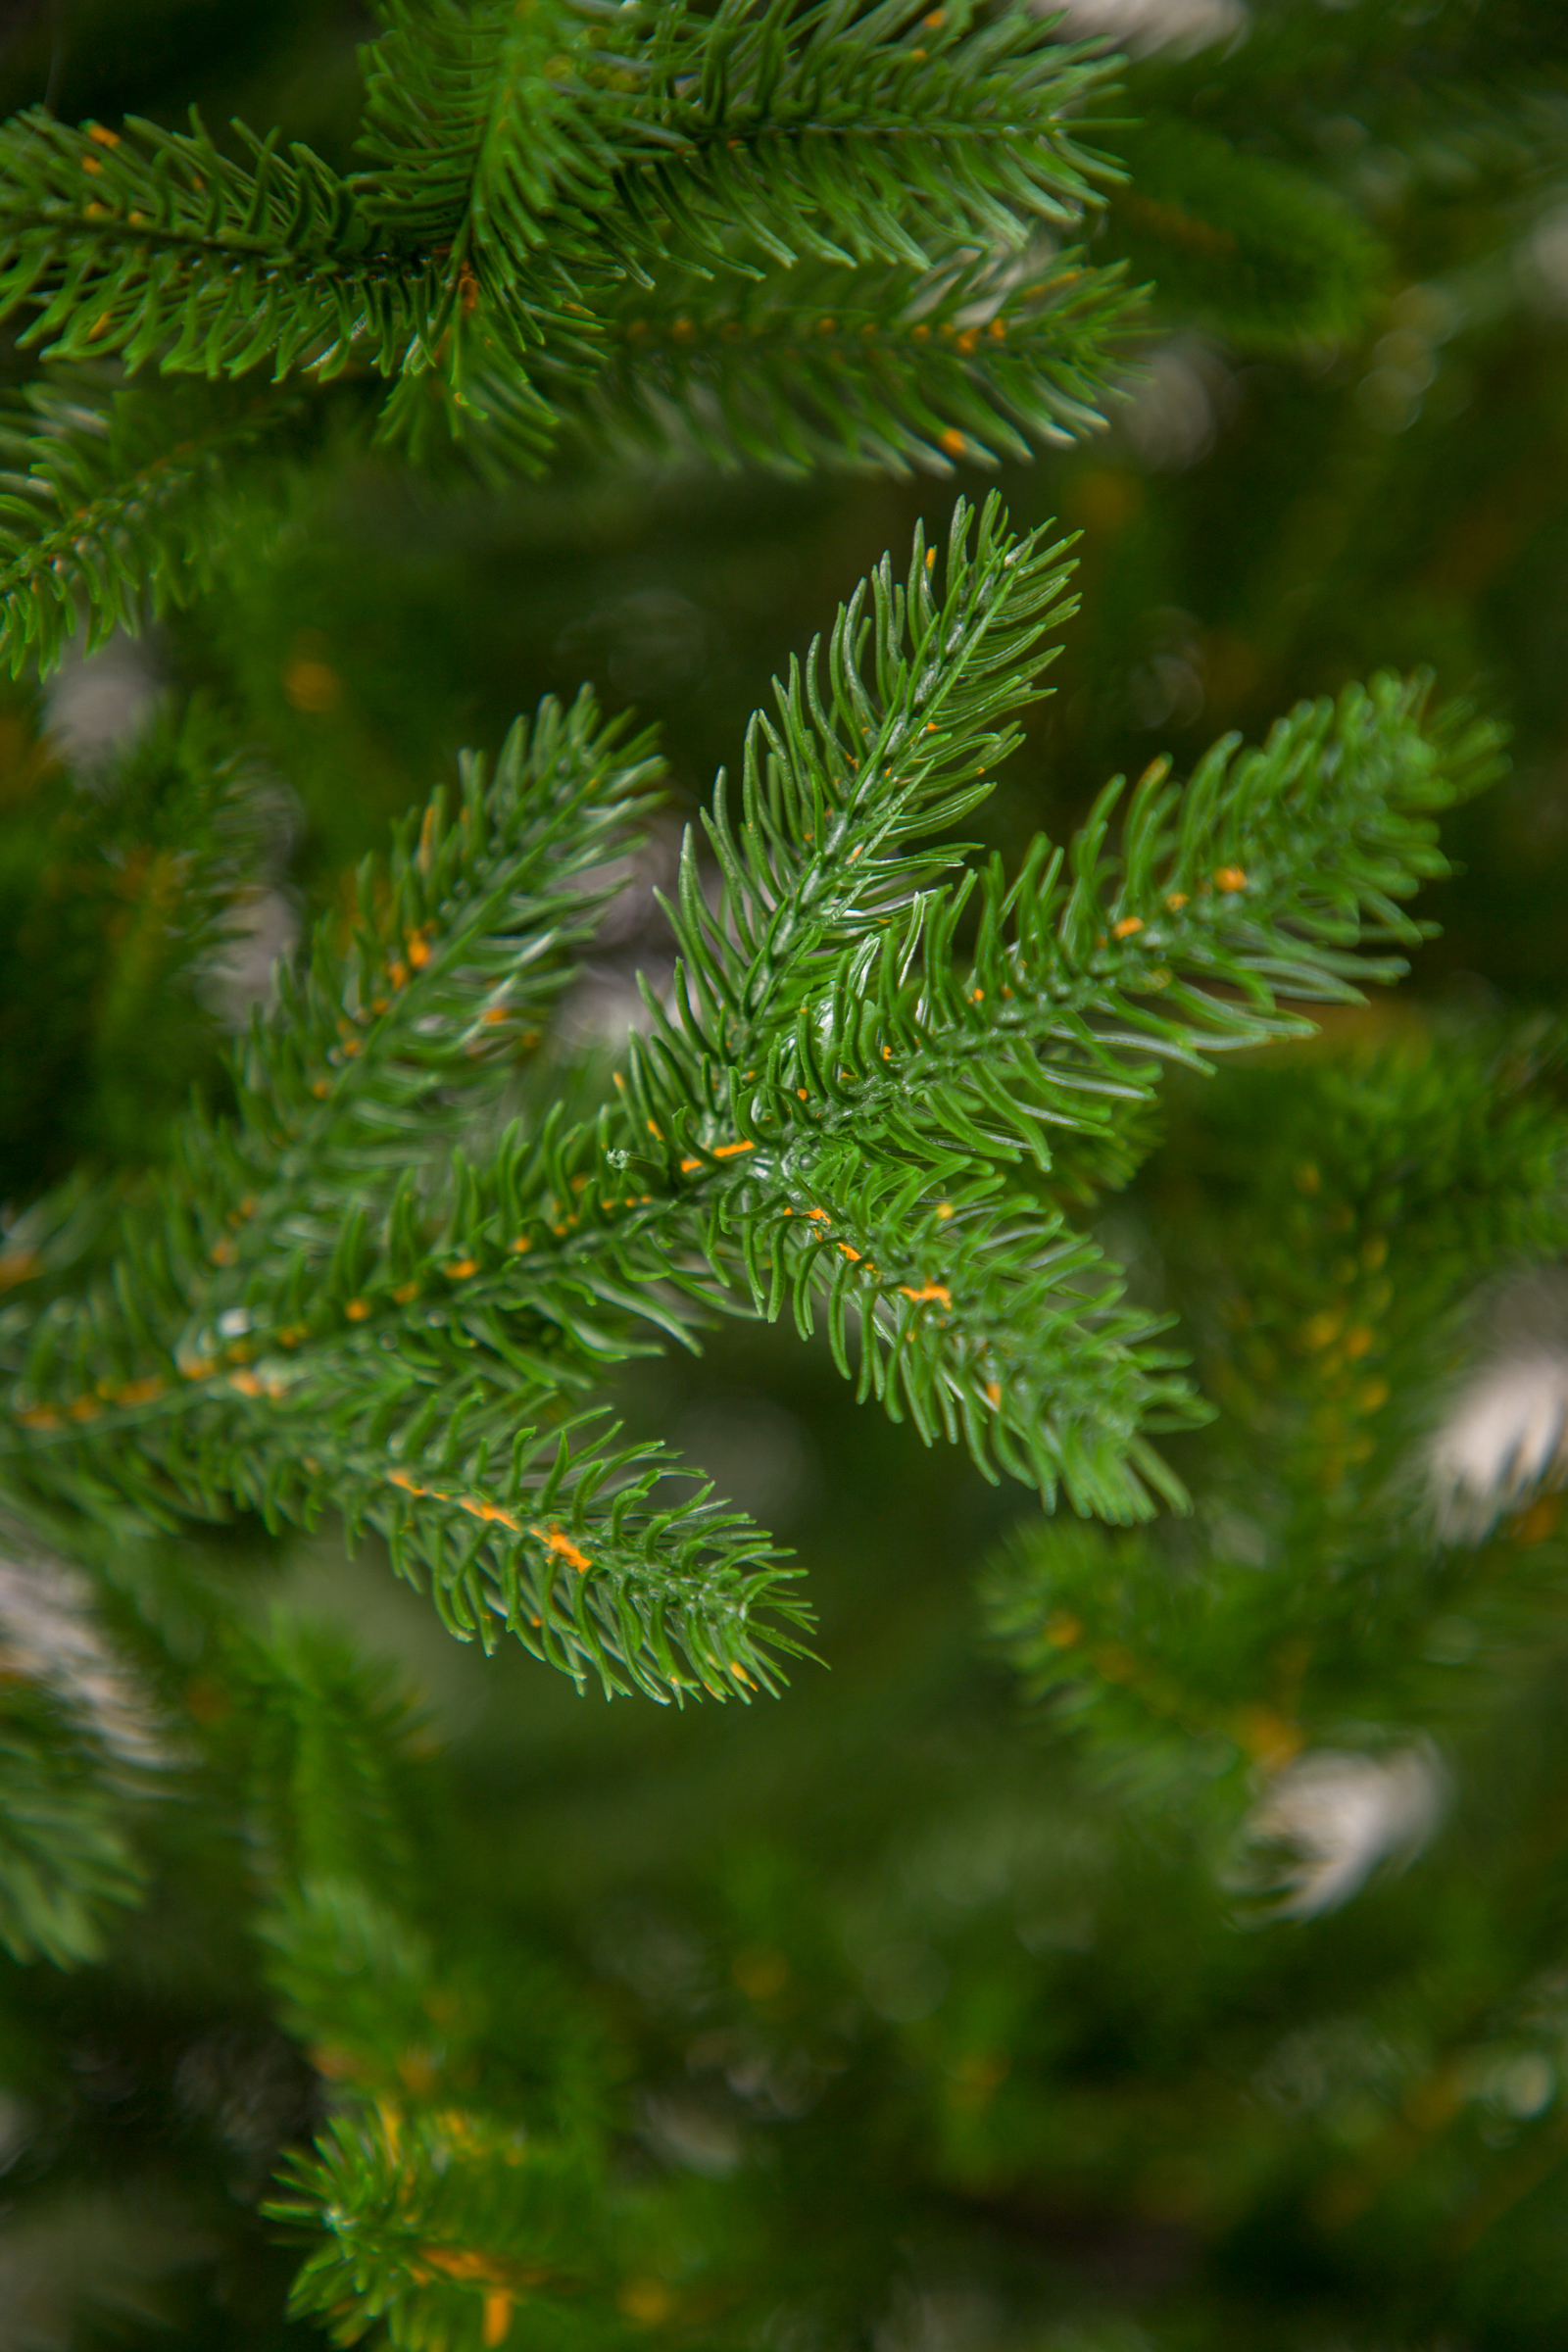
[2, 4, 1568, 2349]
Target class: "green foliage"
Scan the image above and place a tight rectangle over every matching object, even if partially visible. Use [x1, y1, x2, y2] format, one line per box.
[0, 1677, 147, 1965]
[1, 505, 1502, 1723]
[229, 1613, 617, 2349]
[985, 1027, 1568, 1822]
[273, 2108, 609, 2352]
[0, 1535, 160, 1966]
[1100, 117, 1389, 352]
[0, 375, 326, 672]
[0, 0, 1135, 657]
[0, 692, 275, 1195]
[560, 249, 1136, 479]
[0, 5, 1559, 2347]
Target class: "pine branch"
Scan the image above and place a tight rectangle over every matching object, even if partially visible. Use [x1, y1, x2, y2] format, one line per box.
[0, 1532, 163, 1964]
[0, 1695, 147, 1965]
[572, 546, 1500, 1516]
[1101, 117, 1388, 353]
[0, 514, 1506, 1667]
[610, 0, 1121, 273]
[240, 1398, 808, 1703]
[240, 1615, 619, 2344]
[0, 13, 1137, 625]
[0, 696, 808, 1700]
[0, 693, 652, 1434]
[358, 0, 1121, 277]
[229, 1616, 425, 1899]
[0, 108, 430, 375]
[0, 695, 282, 1192]
[983, 1029, 1568, 1801]
[273, 2106, 607, 2350]
[0, 375, 318, 672]
[559, 247, 1135, 476]
[356, 0, 642, 248]
[0, 104, 592, 492]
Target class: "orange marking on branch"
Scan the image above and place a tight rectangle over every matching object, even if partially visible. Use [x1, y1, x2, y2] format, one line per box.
[900, 1282, 951, 1306]
[444, 1258, 478, 1280]
[345, 1298, 371, 1321]
[419, 2247, 512, 2285]
[460, 1497, 520, 1531]
[534, 1523, 592, 1574]
[1213, 865, 1248, 892]
[116, 1378, 165, 1406]
[228, 1370, 265, 1396]
[1112, 916, 1145, 939]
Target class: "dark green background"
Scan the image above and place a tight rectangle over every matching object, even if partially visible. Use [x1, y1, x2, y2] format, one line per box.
[4, 3, 1568, 2345]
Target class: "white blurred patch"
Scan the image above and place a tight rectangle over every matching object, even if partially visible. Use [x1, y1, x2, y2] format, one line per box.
[200, 884, 300, 1029]
[1237, 1744, 1447, 1920]
[1428, 1275, 1568, 1540]
[1119, 340, 1229, 472]
[554, 968, 666, 1055]
[0, 1542, 168, 1770]
[641, 2092, 743, 2178]
[1043, 0, 1248, 57]
[43, 631, 161, 767]
[1429, 1351, 1568, 1538]
[876, 2283, 1005, 2352]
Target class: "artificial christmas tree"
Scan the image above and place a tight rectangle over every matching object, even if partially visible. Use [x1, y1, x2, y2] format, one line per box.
[3, 3, 1568, 2348]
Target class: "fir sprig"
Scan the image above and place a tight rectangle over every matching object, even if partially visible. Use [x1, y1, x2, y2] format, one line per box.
[0, 506, 1505, 1669]
[0, 109, 421, 375]
[565, 248, 1136, 476]
[0, 5, 1133, 660]
[986, 1029, 1568, 1802]
[0, 376, 317, 671]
